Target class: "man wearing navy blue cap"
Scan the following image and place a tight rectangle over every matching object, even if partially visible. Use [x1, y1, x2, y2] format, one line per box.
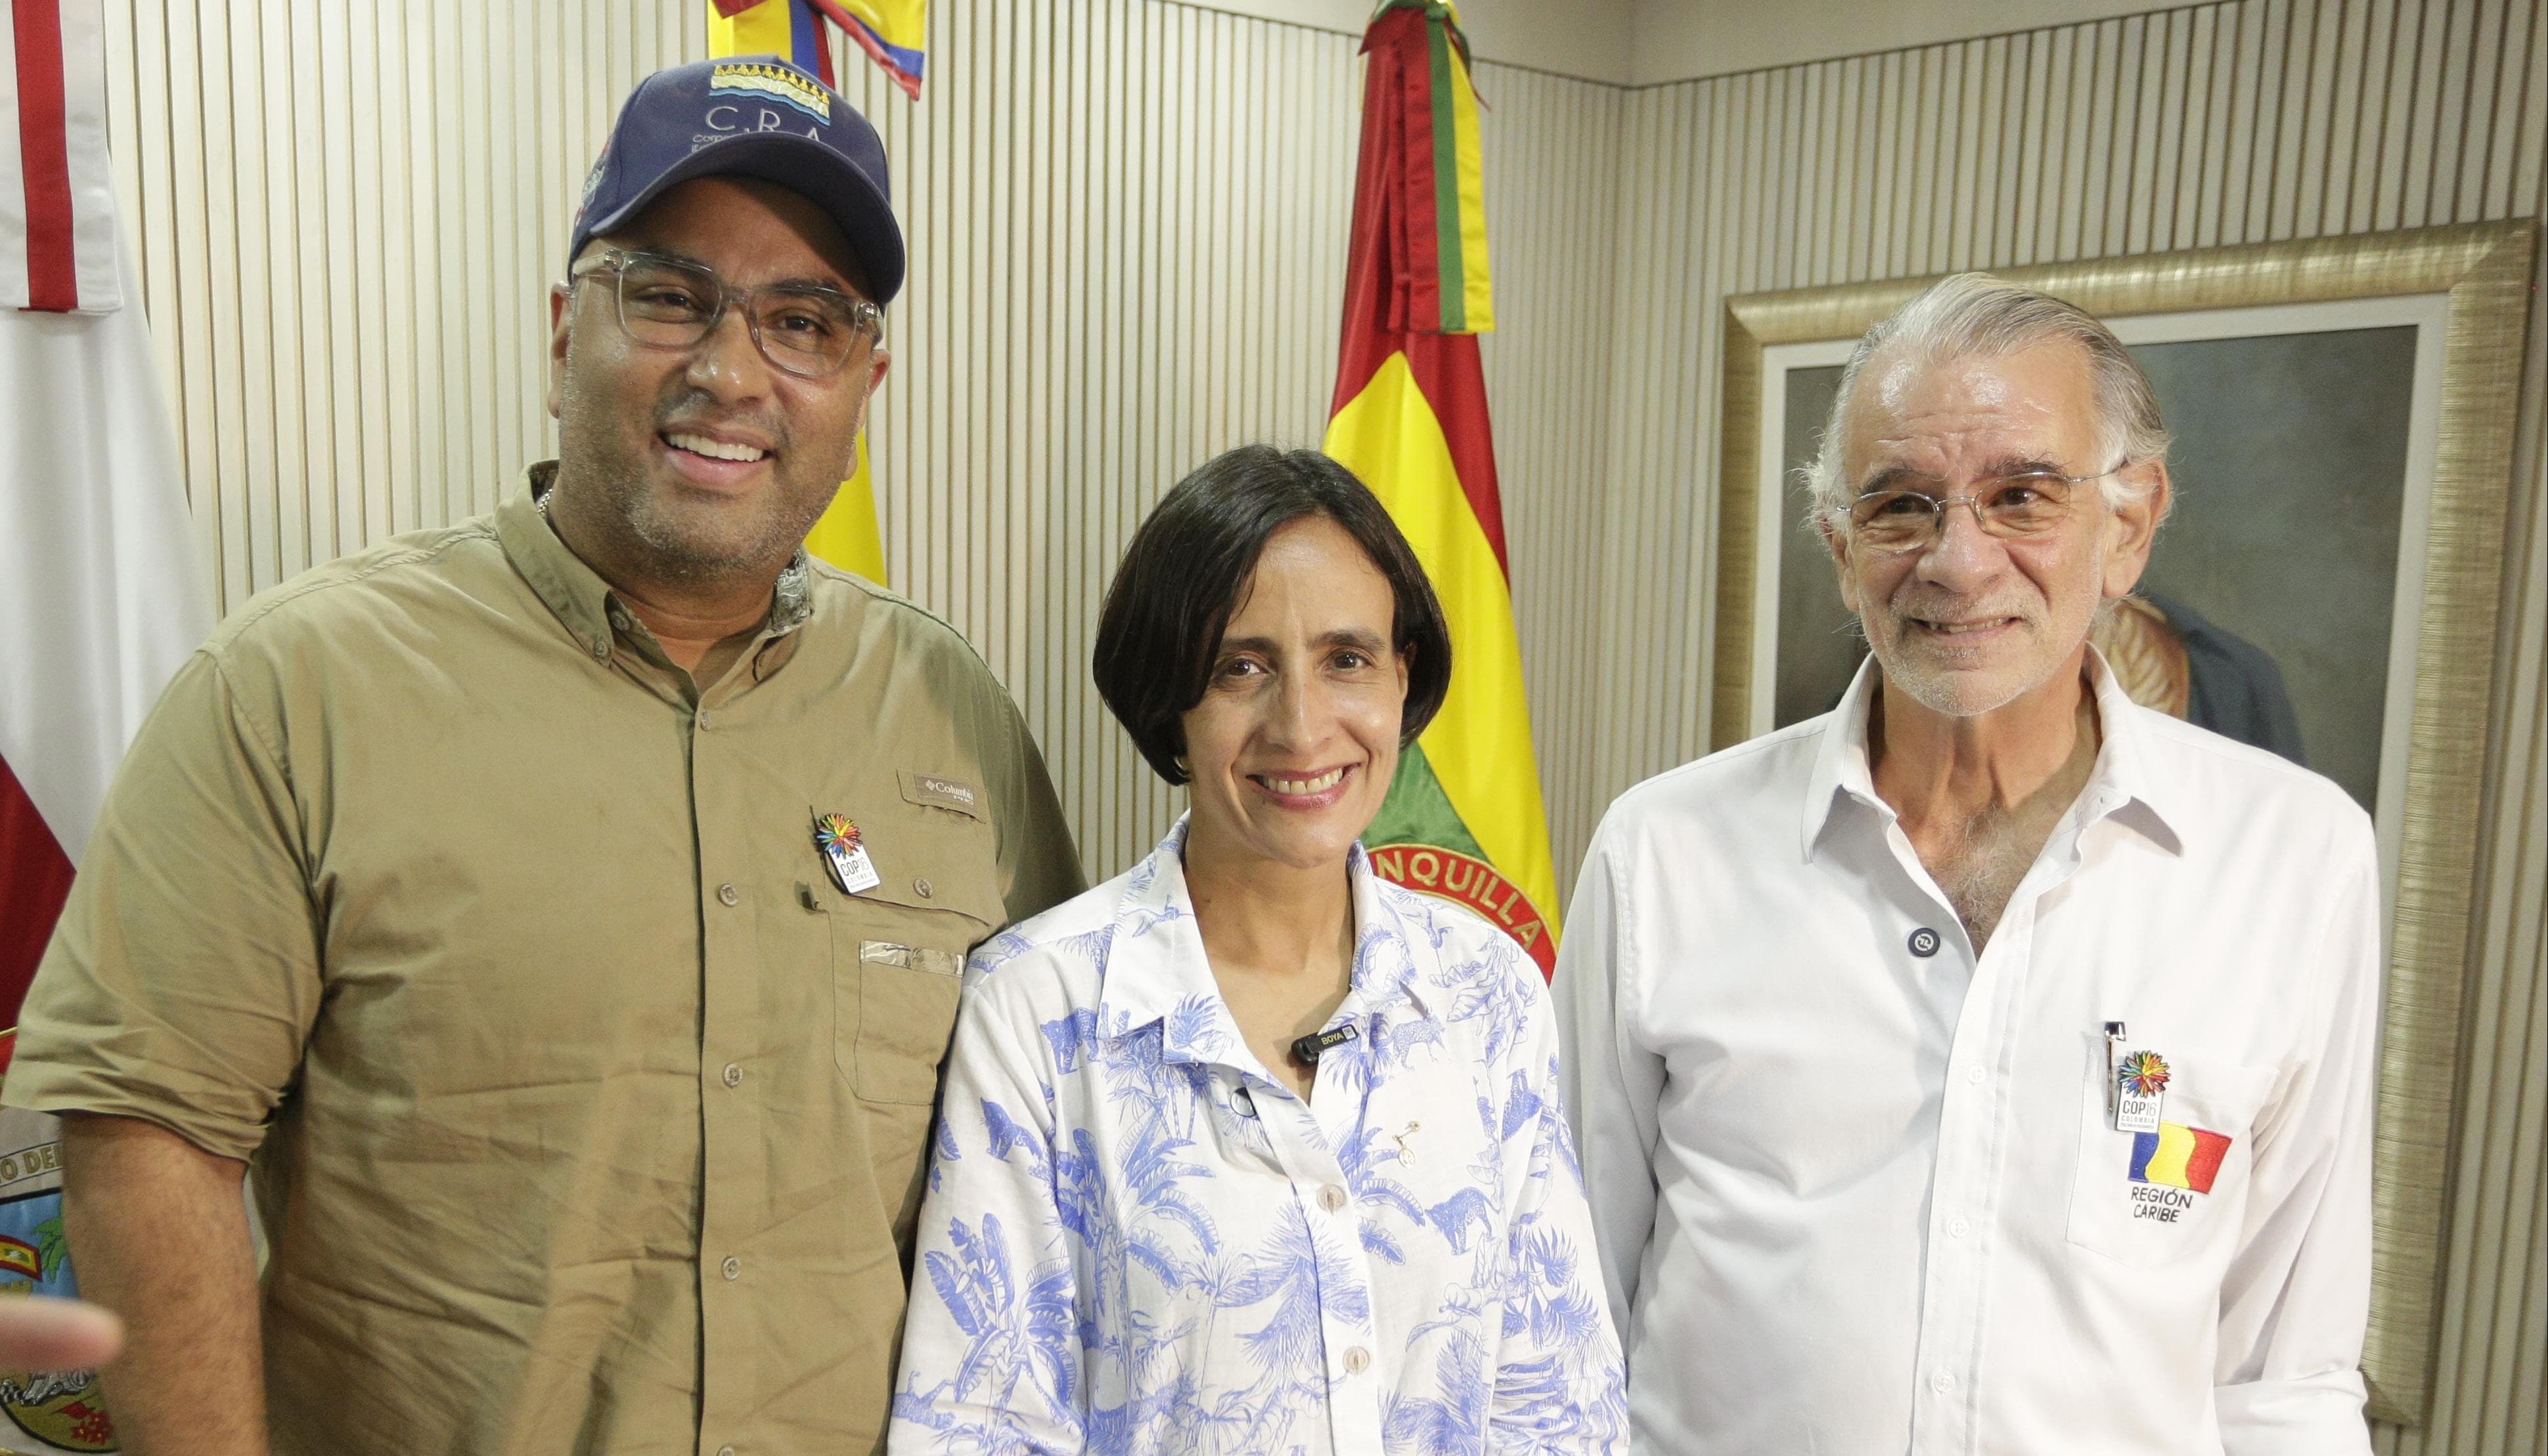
[5, 58, 1084, 1456]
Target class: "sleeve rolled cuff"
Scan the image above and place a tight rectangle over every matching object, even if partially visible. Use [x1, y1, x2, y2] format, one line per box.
[1, 1060, 269, 1164]
[2214, 1369, 2372, 1456]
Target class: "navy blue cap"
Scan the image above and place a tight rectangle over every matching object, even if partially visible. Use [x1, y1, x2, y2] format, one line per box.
[570, 56, 905, 305]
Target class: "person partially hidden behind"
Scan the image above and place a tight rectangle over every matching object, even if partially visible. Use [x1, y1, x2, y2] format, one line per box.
[2, 58, 1083, 1456]
[2091, 590, 2308, 764]
[889, 446, 1627, 1454]
[1554, 274, 2379, 1454]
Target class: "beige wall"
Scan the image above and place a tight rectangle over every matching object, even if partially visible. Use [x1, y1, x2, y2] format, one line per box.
[1181, 0, 1638, 80]
[1624, 0, 2186, 83]
[99, 0, 2541, 1449]
[1184, 0, 2195, 86]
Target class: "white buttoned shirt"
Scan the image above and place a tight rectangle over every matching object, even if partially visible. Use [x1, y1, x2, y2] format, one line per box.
[1552, 655, 2379, 1455]
[891, 818, 1628, 1455]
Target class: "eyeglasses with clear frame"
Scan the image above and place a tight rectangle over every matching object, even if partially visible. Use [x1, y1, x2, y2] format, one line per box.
[565, 248, 883, 379]
[1843, 462, 2124, 552]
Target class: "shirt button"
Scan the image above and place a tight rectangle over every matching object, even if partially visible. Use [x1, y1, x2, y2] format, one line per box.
[717, 883, 740, 907]
[695, 710, 713, 731]
[1966, 1063, 1986, 1084]
[1931, 1371, 1956, 1394]
[716, 1447, 735, 1456]
[1230, 1086, 1255, 1118]
[1948, 1216, 1971, 1239]
[722, 1062, 743, 1089]
[1318, 1184, 1349, 1212]
[1908, 927, 1942, 958]
[1342, 1346, 1371, 1375]
[591, 639, 611, 661]
[721, 1256, 742, 1281]
[914, 877, 934, 899]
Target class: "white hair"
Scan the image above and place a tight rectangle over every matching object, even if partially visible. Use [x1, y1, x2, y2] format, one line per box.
[1804, 272, 2172, 528]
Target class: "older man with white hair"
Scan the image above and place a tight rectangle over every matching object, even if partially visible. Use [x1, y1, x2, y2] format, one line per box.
[1553, 274, 2379, 1454]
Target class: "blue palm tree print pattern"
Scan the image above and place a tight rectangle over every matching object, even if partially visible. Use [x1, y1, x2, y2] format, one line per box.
[890, 819, 1627, 1455]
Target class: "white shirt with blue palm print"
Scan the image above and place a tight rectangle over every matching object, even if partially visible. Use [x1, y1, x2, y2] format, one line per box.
[889, 817, 1628, 1455]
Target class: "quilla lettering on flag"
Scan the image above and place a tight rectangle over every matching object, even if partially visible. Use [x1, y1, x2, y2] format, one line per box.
[707, 0, 916, 585]
[1324, 1, 1560, 977]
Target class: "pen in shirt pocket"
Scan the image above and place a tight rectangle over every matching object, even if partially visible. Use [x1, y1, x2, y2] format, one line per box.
[2103, 1020, 2126, 1120]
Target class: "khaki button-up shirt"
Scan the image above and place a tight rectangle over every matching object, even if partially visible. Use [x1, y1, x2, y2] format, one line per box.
[3, 468, 1086, 1455]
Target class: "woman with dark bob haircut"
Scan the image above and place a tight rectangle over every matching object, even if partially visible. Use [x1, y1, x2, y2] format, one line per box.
[891, 446, 1626, 1454]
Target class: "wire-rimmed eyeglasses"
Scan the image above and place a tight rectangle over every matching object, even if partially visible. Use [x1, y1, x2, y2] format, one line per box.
[566, 248, 883, 380]
[1844, 462, 2123, 552]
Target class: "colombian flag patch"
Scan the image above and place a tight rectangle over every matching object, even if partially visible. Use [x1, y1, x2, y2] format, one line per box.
[2129, 1122, 2232, 1195]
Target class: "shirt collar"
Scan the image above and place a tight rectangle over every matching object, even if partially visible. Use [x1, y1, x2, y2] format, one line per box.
[1800, 657, 1884, 858]
[1344, 846, 1440, 1019]
[1092, 816, 1439, 1071]
[1801, 646, 2187, 859]
[2076, 646, 2186, 853]
[498, 462, 817, 659]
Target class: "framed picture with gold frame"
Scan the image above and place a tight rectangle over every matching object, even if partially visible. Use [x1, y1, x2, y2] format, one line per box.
[1711, 220, 2537, 1426]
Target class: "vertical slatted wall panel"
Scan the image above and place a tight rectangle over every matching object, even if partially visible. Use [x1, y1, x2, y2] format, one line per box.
[1474, 64, 1626, 895]
[1595, 3, 2544, 1450]
[98, 0, 696, 609]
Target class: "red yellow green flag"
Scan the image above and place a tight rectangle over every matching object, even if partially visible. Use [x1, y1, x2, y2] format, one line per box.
[708, 0, 906, 584]
[1325, 0, 1557, 975]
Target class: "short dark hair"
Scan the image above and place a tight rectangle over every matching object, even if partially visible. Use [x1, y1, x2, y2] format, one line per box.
[1094, 445, 1452, 786]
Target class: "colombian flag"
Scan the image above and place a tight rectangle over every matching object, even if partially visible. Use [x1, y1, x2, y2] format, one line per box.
[818, 0, 928, 99]
[1326, 2, 1559, 976]
[2130, 1122, 2233, 1195]
[707, 1, 914, 585]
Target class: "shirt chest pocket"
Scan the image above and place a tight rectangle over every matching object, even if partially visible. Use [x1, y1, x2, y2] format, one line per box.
[816, 833, 1000, 1107]
[2065, 1036, 2279, 1269]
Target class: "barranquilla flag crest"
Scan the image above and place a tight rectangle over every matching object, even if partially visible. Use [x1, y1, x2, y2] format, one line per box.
[1325, 1, 1559, 975]
[708, 0, 925, 584]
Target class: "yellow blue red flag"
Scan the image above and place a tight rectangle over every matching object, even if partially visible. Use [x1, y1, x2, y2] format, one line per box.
[1325, 1, 1558, 975]
[818, 0, 927, 99]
